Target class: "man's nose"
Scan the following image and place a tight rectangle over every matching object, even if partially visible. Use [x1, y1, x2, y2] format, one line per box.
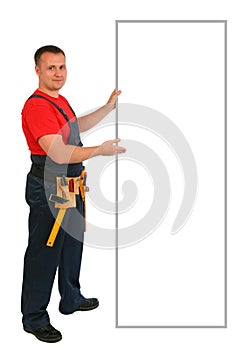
[54, 68, 62, 76]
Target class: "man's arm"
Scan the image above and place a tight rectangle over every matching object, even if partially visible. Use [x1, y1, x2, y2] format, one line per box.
[38, 134, 125, 164]
[78, 89, 121, 132]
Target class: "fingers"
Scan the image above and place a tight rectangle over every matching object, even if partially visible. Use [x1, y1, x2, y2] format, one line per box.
[107, 89, 122, 105]
[114, 89, 122, 96]
[107, 138, 126, 154]
[111, 138, 121, 144]
[112, 88, 121, 95]
[111, 138, 126, 154]
[115, 146, 126, 154]
[98, 138, 126, 156]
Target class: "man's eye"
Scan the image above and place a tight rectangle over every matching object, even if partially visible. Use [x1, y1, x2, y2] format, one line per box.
[48, 66, 55, 70]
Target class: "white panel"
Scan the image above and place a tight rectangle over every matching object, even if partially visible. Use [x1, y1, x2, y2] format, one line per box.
[117, 21, 226, 327]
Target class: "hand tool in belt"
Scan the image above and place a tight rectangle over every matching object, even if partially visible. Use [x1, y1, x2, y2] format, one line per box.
[79, 169, 89, 232]
[46, 175, 72, 247]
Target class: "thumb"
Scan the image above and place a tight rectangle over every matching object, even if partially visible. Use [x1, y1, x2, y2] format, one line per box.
[111, 138, 121, 143]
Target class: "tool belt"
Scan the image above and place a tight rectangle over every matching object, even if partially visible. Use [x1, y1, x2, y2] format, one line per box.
[45, 169, 89, 247]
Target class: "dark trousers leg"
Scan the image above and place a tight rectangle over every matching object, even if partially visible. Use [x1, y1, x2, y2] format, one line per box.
[58, 195, 85, 314]
[21, 175, 65, 329]
[21, 174, 85, 328]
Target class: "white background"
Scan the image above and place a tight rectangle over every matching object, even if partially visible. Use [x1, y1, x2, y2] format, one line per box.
[0, 0, 243, 349]
[117, 22, 225, 326]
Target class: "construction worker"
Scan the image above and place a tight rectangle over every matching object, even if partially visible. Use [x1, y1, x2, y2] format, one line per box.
[21, 45, 125, 343]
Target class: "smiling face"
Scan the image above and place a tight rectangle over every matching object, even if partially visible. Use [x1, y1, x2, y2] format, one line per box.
[35, 52, 67, 97]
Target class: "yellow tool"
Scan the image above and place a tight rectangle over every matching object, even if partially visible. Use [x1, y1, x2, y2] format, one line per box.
[79, 169, 88, 232]
[46, 208, 66, 247]
[46, 175, 71, 247]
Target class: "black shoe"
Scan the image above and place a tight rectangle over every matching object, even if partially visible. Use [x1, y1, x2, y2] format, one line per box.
[59, 297, 99, 314]
[24, 324, 62, 343]
[76, 297, 99, 311]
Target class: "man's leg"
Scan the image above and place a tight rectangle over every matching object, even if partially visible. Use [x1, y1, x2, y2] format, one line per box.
[58, 229, 84, 314]
[58, 196, 98, 314]
[21, 174, 64, 330]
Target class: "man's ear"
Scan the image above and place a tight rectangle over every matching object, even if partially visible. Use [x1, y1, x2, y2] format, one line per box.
[35, 65, 40, 77]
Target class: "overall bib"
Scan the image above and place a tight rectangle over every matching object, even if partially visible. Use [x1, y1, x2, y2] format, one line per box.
[21, 95, 86, 330]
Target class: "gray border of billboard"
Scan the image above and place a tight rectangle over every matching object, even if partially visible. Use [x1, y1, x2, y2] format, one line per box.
[115, 20, 227, 328]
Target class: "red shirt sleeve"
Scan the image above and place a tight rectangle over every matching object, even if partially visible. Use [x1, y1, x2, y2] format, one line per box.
[25, 104, 62, 141]
[22, 94, 71, 155]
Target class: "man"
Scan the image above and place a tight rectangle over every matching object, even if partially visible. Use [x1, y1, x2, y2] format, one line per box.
[21, 45, 125, 343]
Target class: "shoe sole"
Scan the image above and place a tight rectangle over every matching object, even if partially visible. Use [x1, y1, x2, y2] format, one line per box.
[24, 328, 62, 343]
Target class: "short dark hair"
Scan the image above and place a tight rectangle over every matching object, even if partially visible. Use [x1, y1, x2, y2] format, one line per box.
[34, 45, 65, 66]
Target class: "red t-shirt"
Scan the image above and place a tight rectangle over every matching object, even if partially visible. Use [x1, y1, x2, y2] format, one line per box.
[22, 89, 77, 155]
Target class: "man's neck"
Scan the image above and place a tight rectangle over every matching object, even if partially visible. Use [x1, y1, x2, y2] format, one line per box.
[38, 87, 59, 98]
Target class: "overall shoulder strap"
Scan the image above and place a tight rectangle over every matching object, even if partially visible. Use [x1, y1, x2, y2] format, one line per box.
[28, 94, 75, 122]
